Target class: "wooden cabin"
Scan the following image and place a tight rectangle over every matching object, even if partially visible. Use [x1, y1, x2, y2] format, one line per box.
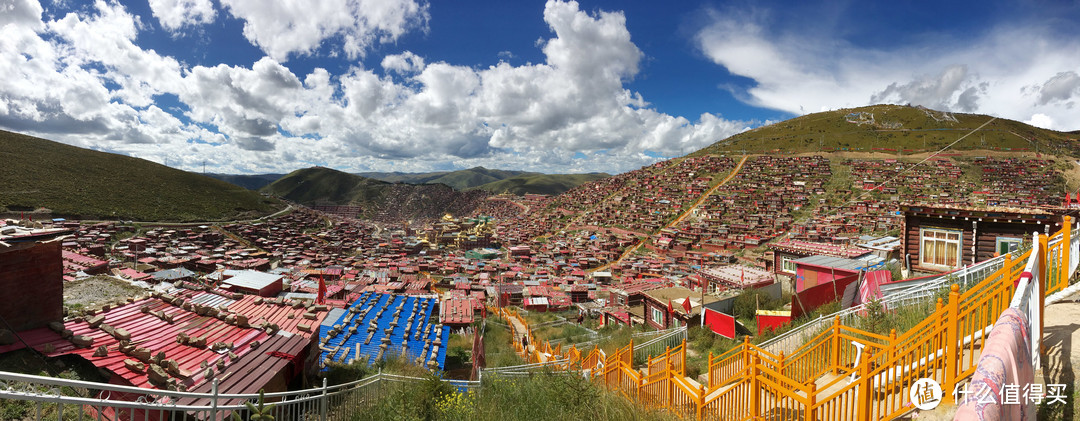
[900, 204, 1077, 273]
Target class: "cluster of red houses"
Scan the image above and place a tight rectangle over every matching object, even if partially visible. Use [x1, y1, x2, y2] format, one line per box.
[1, 153, 1075, 408]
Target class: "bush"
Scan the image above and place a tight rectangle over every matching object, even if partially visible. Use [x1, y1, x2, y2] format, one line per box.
[732, 288, 781, 320]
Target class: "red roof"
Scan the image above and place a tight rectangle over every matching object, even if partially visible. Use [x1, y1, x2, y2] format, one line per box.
[441, 298, 474, 325]
[7, 298, 271, 389]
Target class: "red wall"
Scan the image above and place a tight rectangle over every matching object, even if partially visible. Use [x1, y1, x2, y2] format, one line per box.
[757, 314, 792, 335]
[791, 273, 859, 319]
[795, 264, 859, 292]
[0, 240, 63, 331]
[703, 308, 735, 339]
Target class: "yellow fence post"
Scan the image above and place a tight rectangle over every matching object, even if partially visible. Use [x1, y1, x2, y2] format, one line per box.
[942, 284, 960, 404]
[697, 383, 706, 421]
[858, 353, 874, 418]
[806, 382, 817, 421]
[750, 354, 760, 417]
[888, 329, 897, 364]
[831, 316, 841, 375]
[742, 335, 751, 377]
[707, 351, 713, 389]
[667, 358, 675, 411]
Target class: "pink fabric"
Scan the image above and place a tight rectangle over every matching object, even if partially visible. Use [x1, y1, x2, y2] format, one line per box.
[954, 308, 1034, 421]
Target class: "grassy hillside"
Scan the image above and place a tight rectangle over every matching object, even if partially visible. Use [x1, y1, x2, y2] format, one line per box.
[262, 167, 391, 205]
[473, 173, 611, 195]
[0, 130, 278, 221]
[357, 167, 532, 190]
[204, 173, 284, 190]
[694, 104, 1080, 156]
[263, 167, 488, 220]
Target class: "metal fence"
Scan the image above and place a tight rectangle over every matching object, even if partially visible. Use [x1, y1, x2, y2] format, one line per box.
[631, 326, 687, 363]
[758, 238, 1045, 355]
[0, 368, 487, 421]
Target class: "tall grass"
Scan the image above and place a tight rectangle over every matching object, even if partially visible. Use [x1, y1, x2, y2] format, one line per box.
[348, 371, 679, 421]
[482, 318, 524, 367]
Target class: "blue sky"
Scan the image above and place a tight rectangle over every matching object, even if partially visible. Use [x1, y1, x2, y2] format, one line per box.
[1, 0, 1079, 175]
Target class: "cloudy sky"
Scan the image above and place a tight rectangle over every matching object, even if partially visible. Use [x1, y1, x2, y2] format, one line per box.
[2, 0, 1079, 175]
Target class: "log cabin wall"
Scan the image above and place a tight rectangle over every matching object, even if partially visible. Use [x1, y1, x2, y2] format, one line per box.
[903, 216, 975, 273]
[902, 205, 1071, 273]
[975, 221, 1055, 261]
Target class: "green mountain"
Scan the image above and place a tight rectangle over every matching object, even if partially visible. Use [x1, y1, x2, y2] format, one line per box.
[262, 167, 488, 220]
[0, 130, 279, 221]
[356, 167, 532, 190]
[204, 173, 285, 191]
[473, 173, 611, 195]
[694, 104, 1080, 156]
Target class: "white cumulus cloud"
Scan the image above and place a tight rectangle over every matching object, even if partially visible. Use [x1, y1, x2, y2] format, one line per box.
[148, 0, 216, 32]
[219, 0, 430, 61]
[0, 0, 749, 175]
[696, 7, 1080, 130]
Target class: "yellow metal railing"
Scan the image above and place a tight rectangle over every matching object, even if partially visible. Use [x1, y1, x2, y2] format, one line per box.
[492, 217, 1075, 420]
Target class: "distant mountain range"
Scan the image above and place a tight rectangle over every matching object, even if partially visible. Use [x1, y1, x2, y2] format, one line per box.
[358, 166, 611, 195]
[208, 166, 610, 196]
[4, 104, 1074, 223]
[260, 167, 487, 221]
[0, 130, 278, 221]
[355, 167, 531, 190]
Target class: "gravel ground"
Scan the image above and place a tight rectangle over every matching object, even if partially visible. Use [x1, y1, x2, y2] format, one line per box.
[63, 275, 146, 311]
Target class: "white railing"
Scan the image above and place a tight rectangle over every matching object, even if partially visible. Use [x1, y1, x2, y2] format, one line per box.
[759, 242, 1037, 355]
[0, 369, 484, 421]
[632, 325, 687, 362]
[480, 359, 578, 376]
[1008, 232, 1044, 370]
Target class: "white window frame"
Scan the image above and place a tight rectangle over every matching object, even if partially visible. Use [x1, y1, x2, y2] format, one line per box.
[996, 237, 1022, 255]
[920, 227, 963, 270]
[651, 307, 664, 324]
[781, 255, 798, 274]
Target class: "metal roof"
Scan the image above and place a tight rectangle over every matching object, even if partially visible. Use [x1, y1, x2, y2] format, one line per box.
[222, 270, 283, 290]
[792, 255, 868, 272]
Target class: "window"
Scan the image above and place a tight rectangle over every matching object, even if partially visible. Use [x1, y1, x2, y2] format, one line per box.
[996, 237, 1022, 255]
[651, 307, 664, 324]
[920, 228, 962, 269]
[781, 256, 798, 274]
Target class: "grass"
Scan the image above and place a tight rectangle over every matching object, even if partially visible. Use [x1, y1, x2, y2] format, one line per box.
[0, 349, 108, 420]
[692, 104, 1080, 157]
[444, 332, 473, 374]
[1037, 384, 1079, 421]
[0, 130, 279, 221]
[482, 318, 524, 368]
[346, 371, 679, 421]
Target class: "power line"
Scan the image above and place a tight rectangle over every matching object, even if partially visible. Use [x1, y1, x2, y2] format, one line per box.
[794, 116, 998, 227]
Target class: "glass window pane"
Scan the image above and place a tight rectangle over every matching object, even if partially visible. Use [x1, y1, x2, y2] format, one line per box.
[946, 242, 958, 267]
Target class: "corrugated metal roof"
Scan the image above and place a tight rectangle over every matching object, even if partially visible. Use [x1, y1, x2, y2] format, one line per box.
[222, 270, 283, 290]
[792, 255, 867, 271]
[11, 297, 274, 390]
[188, 292, 235, 308]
